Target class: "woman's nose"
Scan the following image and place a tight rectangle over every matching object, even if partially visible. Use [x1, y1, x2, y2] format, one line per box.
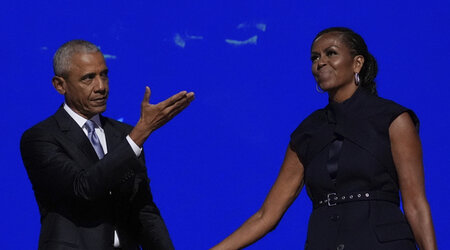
[317, 57, 326, 70]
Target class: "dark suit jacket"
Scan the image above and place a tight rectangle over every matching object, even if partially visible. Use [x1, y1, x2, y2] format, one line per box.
[20, 107, 174, 250]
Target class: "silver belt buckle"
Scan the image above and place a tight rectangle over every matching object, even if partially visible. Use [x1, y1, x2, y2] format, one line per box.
[327, 193, 337, 206]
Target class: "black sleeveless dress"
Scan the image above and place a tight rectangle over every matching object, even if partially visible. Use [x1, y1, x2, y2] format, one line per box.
[290, 88, 419, 250]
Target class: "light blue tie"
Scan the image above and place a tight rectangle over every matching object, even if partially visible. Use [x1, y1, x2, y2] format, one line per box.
[85, 120, 105, 159]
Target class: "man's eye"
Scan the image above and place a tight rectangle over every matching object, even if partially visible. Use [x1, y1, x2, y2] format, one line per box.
[81, 74, 95, 81]
[81, 79, 93, 85]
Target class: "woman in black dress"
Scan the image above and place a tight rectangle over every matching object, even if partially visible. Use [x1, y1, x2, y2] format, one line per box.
[212, 27, 437, 249]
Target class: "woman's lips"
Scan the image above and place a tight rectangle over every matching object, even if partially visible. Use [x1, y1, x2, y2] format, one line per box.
[315, 70, 333, 83]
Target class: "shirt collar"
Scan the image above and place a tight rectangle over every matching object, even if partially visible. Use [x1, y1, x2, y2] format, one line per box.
[63, 103, 102, 129]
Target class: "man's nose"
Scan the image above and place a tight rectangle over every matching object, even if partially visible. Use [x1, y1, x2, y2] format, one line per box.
[94, 76, 107, 92]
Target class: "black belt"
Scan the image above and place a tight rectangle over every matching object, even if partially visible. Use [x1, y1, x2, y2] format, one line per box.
[313, 191, 399, 209]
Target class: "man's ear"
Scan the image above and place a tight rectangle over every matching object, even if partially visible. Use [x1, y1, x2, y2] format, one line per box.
[52, 76, 66, 95]
[353, 55, 365, 74]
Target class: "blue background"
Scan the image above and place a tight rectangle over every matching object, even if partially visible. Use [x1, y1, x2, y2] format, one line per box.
[1, 0, 449, 249]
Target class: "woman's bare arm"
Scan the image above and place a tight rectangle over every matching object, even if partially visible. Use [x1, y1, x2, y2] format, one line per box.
[211, 146, 304, 250]
[390, 112, 437, 250]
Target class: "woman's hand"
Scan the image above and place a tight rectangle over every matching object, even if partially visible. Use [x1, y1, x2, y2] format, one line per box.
[211, 146, 304, 250]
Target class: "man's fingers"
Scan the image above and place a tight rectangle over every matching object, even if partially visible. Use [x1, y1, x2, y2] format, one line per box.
[186, 92, 195, 102]
[142, 86, 151, 104]
[158, 91, 188, 108]
[170, 94, 195, 117]
[161, 102, 189, 124]
[162, 94, 194, 118]
[140, 91, 194, 131]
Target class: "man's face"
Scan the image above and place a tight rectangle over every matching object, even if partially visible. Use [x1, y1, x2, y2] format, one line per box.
[57, 52, 109, 119]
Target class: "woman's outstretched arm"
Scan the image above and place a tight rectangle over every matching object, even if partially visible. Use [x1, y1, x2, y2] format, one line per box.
[211, 146, 304, 250]
[390, 112, 437, 250]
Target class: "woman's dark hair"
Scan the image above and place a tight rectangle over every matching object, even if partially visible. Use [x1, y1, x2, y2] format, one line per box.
[312, 27, 378, 95]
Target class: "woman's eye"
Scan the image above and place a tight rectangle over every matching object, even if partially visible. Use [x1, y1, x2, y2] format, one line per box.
[326, 50, 337, 56]
[310, 55, 319, 62]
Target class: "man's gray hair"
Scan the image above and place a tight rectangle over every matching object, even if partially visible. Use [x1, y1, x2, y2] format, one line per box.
[53, 40, 101, 77]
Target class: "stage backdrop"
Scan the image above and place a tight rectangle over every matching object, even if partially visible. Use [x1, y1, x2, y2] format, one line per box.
[1, 0, 449, 249]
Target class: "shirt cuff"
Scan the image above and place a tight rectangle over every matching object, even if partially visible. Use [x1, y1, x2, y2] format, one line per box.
[126, 135, 142, 157]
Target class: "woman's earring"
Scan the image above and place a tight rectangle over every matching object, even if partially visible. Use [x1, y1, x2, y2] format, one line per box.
[355, 72, 360, 86]
[316, 84, 324, 93]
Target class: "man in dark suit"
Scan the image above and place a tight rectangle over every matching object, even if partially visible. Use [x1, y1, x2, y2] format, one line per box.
[20, 40, 194, 249]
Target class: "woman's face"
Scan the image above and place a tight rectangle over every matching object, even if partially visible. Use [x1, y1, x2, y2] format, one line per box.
[311, 32, 361, 94]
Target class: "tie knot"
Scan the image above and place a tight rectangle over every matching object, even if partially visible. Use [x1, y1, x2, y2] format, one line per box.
[85, 120, 96, 133]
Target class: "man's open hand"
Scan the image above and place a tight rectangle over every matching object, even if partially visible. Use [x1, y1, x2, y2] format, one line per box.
[130, 86, 195, 147]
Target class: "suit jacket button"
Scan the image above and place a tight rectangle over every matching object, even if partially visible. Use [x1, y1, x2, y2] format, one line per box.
[330, 214, 340, 221]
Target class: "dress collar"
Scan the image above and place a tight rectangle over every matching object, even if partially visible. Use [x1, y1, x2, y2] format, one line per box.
[326, 87, 366, 124]
[328, 87, 363, 106]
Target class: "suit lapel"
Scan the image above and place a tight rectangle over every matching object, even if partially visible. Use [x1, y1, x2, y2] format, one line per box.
[101, 116, 124, 152]
[53, 107, 100, 162]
